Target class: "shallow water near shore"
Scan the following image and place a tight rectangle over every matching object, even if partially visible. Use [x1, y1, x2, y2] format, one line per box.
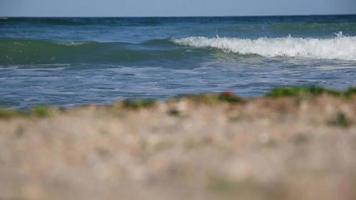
[1, 15, 356, 109]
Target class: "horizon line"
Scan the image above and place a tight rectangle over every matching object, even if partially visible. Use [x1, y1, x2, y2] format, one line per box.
[1, 13, 356, 18]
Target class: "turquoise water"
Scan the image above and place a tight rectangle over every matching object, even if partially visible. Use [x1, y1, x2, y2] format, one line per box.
[1, 15, 356, 108]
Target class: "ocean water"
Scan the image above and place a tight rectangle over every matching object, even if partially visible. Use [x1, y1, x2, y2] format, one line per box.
[1, 15, 356, 109]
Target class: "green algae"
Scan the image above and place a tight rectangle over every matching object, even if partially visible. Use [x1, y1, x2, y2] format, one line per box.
[266, 87, 356, 98]
[0, 108, 23, 119]
[183, 92, 244, 105]
[266, 87, 340, 97]
[122, 99, 156, 109]
[32, 106, 53, 117]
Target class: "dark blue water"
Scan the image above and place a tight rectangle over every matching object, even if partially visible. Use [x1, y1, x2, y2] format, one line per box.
[1, 15, 356, 108]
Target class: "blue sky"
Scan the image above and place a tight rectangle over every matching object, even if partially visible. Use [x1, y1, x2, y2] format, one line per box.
[1, 0, 356, 17]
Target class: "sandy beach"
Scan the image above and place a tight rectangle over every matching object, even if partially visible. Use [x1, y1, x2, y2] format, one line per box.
[1, 91, 356, 200]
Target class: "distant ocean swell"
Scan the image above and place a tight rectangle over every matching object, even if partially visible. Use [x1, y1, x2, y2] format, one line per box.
[2, 17, 356, 32]
[0, 39, 203, 65]
[173, 34, 356, 61]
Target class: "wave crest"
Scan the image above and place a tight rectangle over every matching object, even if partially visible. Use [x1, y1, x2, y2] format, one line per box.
[173, 34, 356, 61]
[0, 39, 195, 65]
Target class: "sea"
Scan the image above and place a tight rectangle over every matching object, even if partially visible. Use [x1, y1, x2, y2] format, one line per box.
[1, 15, 356, 109]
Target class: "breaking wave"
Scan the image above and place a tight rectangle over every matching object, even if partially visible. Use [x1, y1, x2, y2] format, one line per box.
[173, 33, 356, 61]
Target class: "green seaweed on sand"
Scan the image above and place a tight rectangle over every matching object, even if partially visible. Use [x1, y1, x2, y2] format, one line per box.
[0, 106, 53, 119]
[184, 92, 244, 104]
[218, 92, 244, 103]
[0, 108, 23, 119]
[122, 99, 156, 109]
[343, 87, 356, 97]
[266, 87, 340, 97]
[32, 106, 52, 117]
[267, 86, 356, 98]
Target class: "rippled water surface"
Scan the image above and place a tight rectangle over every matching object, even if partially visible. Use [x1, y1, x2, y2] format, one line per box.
[1, 16, 356, 108]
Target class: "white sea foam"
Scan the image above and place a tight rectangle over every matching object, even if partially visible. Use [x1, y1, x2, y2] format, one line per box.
[173, 34, 356, 61]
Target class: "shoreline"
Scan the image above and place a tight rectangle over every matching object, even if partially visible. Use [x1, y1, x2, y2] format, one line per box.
[1, 87, 356, 199]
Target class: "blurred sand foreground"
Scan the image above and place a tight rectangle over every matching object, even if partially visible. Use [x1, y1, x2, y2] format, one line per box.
[1, 93, 356, 200]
